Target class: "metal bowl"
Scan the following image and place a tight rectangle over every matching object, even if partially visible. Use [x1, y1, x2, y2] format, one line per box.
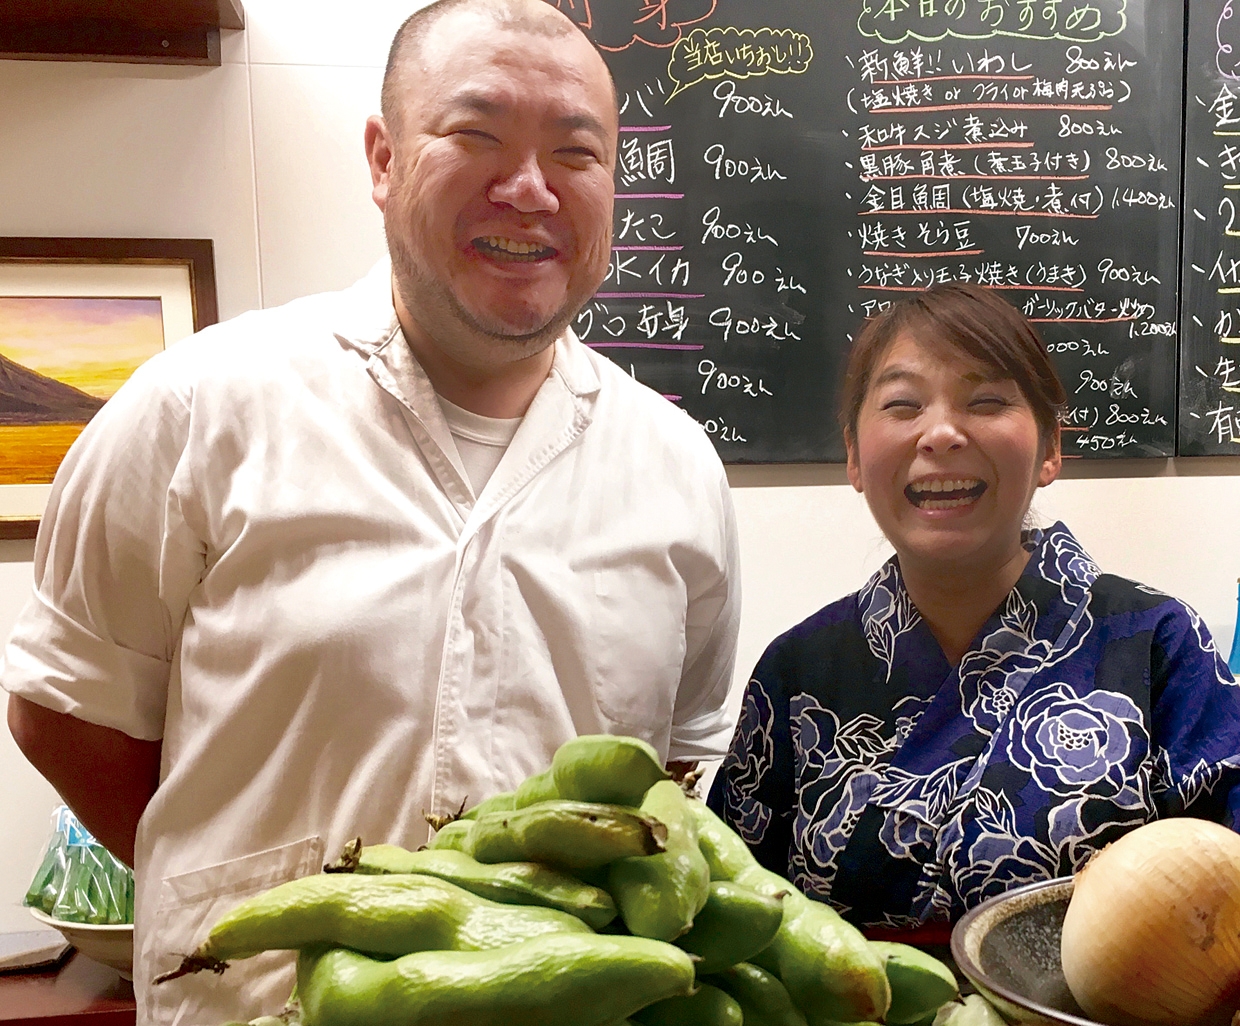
[950, 877, 1104, 1026]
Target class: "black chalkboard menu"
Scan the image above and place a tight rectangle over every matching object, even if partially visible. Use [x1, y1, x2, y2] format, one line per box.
[558, 0, 1183, 462]
[1180, 0, 1240, 455]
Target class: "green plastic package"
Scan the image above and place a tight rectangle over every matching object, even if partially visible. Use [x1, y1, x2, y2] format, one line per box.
[23, 806, 133, 925]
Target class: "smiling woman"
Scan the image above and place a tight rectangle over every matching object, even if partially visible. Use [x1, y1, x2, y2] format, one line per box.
[841, 285, 1065, 666]
[708, 281, 1240, 933]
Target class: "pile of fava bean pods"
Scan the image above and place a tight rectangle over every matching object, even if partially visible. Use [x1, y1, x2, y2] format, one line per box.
[162, 735, 984, 1026]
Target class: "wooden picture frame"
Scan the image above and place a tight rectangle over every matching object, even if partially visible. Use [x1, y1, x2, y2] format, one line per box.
[0, 238, 217, 540]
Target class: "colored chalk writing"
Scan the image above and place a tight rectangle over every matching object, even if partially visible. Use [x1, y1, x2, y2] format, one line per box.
[571, 0, 1180, 461]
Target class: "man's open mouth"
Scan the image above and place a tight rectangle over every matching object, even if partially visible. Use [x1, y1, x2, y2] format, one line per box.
[904, 478, 987, 510]
[473, 236, 556, 262]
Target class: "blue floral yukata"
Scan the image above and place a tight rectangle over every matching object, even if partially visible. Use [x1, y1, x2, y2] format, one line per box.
[708, 523, 1240, 929]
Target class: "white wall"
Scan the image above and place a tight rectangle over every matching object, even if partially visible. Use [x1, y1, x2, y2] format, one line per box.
[2, 1, 1239, 929]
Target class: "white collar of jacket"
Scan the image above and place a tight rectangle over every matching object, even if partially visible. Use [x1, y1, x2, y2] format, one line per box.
[328, 257, 603, 517]
[329, 256, 603, 402]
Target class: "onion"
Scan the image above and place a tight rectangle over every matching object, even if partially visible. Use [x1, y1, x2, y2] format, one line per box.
[1060, 818, 1240, 1026]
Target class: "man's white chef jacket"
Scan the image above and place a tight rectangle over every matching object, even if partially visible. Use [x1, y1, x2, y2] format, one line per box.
[0, 262, 741, 1026]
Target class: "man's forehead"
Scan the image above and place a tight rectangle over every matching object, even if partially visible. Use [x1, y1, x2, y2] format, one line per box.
[408, 21, 613, 115]
[416, 18, 568, 79]
[421, 4, 574, 55]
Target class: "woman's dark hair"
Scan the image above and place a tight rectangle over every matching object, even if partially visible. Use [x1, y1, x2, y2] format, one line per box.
[838, 281, 1067, 440]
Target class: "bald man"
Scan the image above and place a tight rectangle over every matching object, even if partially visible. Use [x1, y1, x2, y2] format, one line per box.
[1, 1, 740, 1022]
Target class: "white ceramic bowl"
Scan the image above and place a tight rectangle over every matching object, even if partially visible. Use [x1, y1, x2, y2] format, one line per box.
[28, 906, 134, 980]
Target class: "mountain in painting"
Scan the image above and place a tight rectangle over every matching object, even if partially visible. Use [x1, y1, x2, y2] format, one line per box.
[0, 351, 106, 425]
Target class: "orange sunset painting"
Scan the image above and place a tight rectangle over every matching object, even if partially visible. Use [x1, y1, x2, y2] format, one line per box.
[0, 296, 165, 484]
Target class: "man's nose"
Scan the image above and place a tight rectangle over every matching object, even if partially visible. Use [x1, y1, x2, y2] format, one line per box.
[918, 405, 968, 452]
[488, 154, 559, 214]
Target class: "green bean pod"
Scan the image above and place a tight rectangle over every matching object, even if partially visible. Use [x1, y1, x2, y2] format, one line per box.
[687, 800, 757, 881]
[425, 820, 473, 852]
[685, 800, 891, 1026]
[458, 791, 516, 821]
[297, 934, 696, 1026]
[706, 962, 808, 1026]
[608, 781, 710, 940]
[551, 735, 670, 806]
[868, 941, 958, 1024]
[674, 880, 785, 974]
[931, 995, 1006, 1026]
[154, 873, 590, 983]
[631, 983, 743, 1026]
[512, 768, 560, 808]
[349, 845, 616, 929]
[468, 800, 667, 870]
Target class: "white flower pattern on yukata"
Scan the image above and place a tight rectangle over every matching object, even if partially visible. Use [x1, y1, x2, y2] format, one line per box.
[859, 561, 921, 681]
[790, 697, 893, 897]
[1008, 684, 1147, 799]
[947, 788, 1057, 907]
[958, 590, 1052, 736]
[718, 679, 777, 847]
[710, 522, 1240, 927]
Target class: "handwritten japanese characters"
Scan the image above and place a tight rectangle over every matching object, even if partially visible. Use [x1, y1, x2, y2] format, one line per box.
[565, 0, 1181, 461]
[1180, 0, 1240, 454]
[844, 0, 1180, 456]
[568, 1, 819, 460]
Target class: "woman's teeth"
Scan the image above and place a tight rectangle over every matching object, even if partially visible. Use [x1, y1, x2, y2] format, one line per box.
[905, 479, 985, 509]
[475, 237, 552, 261]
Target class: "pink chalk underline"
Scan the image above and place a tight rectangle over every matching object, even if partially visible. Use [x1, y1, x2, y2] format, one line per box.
[872, 102, 1112, 113]
[858, 209, 1099, 218]
[869, 75, 1035, 84]
[865, 249, 985, 257]
[860, 284, 1084, 292]
[595, 292, 706, 299]
[587, 342, 704, 350]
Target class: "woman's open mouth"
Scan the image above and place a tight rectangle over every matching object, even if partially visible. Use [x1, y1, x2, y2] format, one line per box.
[473, 236, 556, 262]
[904, 478, 987, 510]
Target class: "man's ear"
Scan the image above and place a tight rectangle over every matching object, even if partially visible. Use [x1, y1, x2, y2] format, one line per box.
[845, 426, 864, 493]
[364, 115, 395, 213]
[1039, 423, 1063, 487]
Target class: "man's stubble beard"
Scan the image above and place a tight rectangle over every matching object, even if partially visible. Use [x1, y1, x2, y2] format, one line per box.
[387, 227, 588, 369]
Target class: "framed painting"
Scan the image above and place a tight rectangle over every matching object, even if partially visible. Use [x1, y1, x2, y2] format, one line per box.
[0, 238, 217, 540]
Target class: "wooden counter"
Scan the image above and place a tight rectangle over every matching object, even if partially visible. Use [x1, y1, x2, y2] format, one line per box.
[0, 953, 135, 1026]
